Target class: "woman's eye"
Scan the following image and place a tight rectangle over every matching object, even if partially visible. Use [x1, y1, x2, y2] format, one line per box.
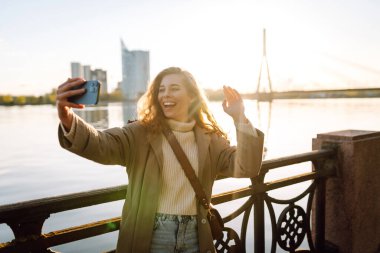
[158, 88, 165, 93]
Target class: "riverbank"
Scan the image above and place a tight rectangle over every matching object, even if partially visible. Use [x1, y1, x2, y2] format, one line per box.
[2, 87, 380, 105]
[207, 87, 380, 101]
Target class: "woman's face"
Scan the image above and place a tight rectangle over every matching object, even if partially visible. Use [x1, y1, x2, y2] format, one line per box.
[158, 73, 194, 122]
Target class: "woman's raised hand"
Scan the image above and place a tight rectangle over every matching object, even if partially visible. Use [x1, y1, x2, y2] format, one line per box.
[222, 85, 248, 123]
[56, 77, 86, 131]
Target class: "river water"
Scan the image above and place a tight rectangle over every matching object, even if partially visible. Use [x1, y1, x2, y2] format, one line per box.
[1, 98, 379, 252]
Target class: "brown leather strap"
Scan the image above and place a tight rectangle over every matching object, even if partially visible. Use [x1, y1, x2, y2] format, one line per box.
[162, 126, 210, 210]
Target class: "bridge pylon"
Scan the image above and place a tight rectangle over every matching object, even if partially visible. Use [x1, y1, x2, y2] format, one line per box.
[256, 28, 273, 101]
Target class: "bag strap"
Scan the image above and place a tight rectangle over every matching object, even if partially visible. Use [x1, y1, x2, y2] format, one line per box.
[162, 126, 211, 211]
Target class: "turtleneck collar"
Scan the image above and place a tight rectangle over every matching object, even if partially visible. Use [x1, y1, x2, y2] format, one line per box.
[167, 119, 196, 132]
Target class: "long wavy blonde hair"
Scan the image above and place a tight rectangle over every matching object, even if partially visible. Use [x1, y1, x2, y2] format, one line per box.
[137, 67, 227, 139]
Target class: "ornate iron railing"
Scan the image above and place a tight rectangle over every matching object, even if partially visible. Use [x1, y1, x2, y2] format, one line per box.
[0, 149, 337, 253]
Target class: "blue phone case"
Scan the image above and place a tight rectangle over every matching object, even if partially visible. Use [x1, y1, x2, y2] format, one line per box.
[68, 80, 101, 105]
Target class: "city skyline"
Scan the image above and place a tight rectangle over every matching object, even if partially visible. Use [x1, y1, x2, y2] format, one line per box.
[1, 0, 380, 96]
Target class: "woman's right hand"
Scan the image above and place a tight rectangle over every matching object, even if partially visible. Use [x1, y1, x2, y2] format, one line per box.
[56, 77, 86, 131]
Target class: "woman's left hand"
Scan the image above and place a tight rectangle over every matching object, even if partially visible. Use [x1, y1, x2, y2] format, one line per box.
[222, 85, 248, 123]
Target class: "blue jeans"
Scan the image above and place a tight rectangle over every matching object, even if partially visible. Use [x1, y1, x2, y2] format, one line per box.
[150, 213, 200, 253]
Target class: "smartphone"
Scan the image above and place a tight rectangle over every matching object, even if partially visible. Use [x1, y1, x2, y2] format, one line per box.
[68, 80, 101, 105]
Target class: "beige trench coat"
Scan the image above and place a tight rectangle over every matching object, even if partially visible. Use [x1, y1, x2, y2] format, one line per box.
[58, 115, 264, 253]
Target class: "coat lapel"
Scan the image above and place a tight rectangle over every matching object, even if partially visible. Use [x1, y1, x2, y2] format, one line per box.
[194, 126, 211, 178]
[147, 133, 163, 171]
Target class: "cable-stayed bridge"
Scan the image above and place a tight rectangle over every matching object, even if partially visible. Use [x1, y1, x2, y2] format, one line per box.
[255, 29, 380, 101]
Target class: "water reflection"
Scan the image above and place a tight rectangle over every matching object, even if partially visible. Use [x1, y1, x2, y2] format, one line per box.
[122, 102, 138, 124]
[73, 102, 138, 130]
[74, 107, 109, 129]
[256, 100, 272, 158]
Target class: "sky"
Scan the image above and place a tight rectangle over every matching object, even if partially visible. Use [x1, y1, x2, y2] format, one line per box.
[0, 0, 380, 95]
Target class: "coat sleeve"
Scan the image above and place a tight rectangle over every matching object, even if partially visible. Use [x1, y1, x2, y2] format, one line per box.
[215, 121, 264, 178]
[58, 113, 138, 166]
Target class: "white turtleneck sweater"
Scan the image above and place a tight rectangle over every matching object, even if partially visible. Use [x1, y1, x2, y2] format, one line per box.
[157, 119, 199, 215]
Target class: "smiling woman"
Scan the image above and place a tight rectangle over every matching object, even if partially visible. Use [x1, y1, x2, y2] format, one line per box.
[55, 66, 264, 253]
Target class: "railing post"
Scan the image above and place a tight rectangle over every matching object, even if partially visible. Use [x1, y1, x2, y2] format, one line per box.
[6, 214, 56, 253]
[254, 194, 265, 253]
[313, 130, 380, 253]
[253, 176, 265, 253]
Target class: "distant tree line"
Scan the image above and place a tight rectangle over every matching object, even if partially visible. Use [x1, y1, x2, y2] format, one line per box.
[5, 86, 379, 106]
[0, 88, 124, 106]
[0, 89, 57, 106]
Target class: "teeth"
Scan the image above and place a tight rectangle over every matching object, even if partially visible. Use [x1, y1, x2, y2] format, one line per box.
[164, 102, 175, 106]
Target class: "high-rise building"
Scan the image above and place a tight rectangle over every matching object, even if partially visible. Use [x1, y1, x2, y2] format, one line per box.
[91, 69, 108, 96]
[121, 40, 150, 101]
[71, 62, 83, 78]
[83, 65, 92, 80]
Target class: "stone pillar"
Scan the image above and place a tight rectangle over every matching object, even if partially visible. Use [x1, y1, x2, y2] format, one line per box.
[312, 130, 380, 253]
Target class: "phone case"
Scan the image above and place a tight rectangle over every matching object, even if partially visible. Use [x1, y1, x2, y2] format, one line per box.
[68, 80, 101, 105]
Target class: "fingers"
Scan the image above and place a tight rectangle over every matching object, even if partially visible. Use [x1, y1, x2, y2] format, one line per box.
[56, 78, 87, 113]
[58, 77, 86, 92]
[223, 85, 242, 103]
[56, 87, 85, 101]
[57, 78, 86, 102]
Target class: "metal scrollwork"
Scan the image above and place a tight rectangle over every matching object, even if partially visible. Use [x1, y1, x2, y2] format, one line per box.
[214, 227, 243, 253]
[276, 204, 307, 251]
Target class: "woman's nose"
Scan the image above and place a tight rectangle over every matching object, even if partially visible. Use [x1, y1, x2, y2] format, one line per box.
[163, 89, 171, 97]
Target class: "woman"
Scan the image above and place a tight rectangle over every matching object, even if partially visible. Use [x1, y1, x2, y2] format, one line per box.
[57, 67, 264, 253]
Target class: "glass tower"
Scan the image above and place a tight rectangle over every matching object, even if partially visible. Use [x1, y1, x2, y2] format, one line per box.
[121, 39, 150, 101]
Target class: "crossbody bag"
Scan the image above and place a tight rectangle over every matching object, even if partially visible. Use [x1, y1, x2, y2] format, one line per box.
[162, 126, 224, 240]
